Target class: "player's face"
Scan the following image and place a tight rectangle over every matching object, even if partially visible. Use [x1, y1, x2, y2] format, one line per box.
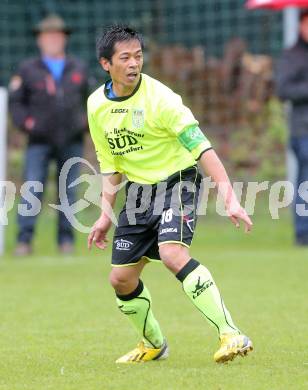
[300, 16, 308, 43]
[37, 31, 67, 58]
[101, 39, 143, 92]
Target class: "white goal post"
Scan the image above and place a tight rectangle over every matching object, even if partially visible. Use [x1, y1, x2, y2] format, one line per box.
[0, 87, 8, 256]
[283, 8, 299, 192]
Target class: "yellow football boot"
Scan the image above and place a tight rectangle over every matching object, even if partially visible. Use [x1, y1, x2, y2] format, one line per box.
[214, 334, 253, 363]
[116, 340, 169, 364]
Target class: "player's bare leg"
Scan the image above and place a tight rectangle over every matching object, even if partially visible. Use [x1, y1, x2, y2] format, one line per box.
[159, 243, 253, 363]
[110, 258, 168, 363]
[109, 256, 147, 295]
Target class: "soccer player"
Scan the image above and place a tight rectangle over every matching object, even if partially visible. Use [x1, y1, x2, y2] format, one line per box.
[87, 25, 253, 364]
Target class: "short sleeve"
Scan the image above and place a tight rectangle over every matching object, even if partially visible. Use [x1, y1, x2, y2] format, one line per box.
[155, 89, 198, 136]
[87, 108, 117, 174]
[177, 126, 212, 160]
[155, 86, 212, 160]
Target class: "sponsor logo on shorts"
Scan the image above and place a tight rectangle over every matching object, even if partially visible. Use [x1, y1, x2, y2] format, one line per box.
[115, 239, 133, 251]
[183, 215, 194, 233]
[159, 227, 178, 235]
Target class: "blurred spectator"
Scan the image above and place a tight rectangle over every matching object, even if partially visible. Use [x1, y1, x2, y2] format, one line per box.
[9, 14, 92, 256]
[276, 9, 308, 246]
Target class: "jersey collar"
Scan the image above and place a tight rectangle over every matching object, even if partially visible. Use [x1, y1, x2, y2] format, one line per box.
[104, 74, 142, 102]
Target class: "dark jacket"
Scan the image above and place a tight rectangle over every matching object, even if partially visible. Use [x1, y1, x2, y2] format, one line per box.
[9, 56, 92, 147]
[276, 38, 308, 137]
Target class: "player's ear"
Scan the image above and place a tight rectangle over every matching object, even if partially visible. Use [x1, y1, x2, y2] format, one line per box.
[100, 58, 110, 72]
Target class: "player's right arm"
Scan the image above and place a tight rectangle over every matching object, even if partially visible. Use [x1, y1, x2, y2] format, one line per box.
[87, 95, 122, 250]
[88, 172, 122, 250]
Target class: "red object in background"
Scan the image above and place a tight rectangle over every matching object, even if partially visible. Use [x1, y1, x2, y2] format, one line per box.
[246, 0, 308, 9]
[71, 72, 83, 84]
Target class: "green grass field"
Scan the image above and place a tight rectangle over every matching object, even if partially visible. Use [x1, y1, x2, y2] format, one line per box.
[1, 203, 308, 390]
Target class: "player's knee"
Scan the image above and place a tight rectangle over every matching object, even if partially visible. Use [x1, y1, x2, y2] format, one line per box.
[109, 270, 131, 290]
[159, 243, 190, 273]
[159, 242, 185, 261]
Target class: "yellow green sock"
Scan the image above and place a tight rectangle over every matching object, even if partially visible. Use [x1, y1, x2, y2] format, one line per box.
[116, 280, 164, 348]
[176, 259, 240, 336]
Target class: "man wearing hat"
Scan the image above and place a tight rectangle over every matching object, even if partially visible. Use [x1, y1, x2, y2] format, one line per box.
[9, 15, 93, 255]
[276, 9, 308, 246]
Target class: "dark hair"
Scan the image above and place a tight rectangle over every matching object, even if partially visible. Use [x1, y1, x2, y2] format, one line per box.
[96, 24, 144, 62]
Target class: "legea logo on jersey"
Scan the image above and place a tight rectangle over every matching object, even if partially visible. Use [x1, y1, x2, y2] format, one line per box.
[132, 108, 144, 128]
[115, 239, 133, 251]
[111, 108, 128, 113]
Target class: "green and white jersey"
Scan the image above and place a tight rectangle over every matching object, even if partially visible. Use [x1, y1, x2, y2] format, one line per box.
[87, 73, 211, 184]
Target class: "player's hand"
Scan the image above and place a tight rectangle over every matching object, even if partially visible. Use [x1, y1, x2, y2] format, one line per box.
[88, 215, 112, 250]
[227, 206, 253, 233]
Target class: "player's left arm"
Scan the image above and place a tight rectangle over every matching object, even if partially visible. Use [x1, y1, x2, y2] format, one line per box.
[155, 88, 212, 159]
[156, 87, 252, 232]
[199, 149, 253, 233]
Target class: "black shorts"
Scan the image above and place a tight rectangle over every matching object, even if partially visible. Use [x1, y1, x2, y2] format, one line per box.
[112, 165, 202, 266]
